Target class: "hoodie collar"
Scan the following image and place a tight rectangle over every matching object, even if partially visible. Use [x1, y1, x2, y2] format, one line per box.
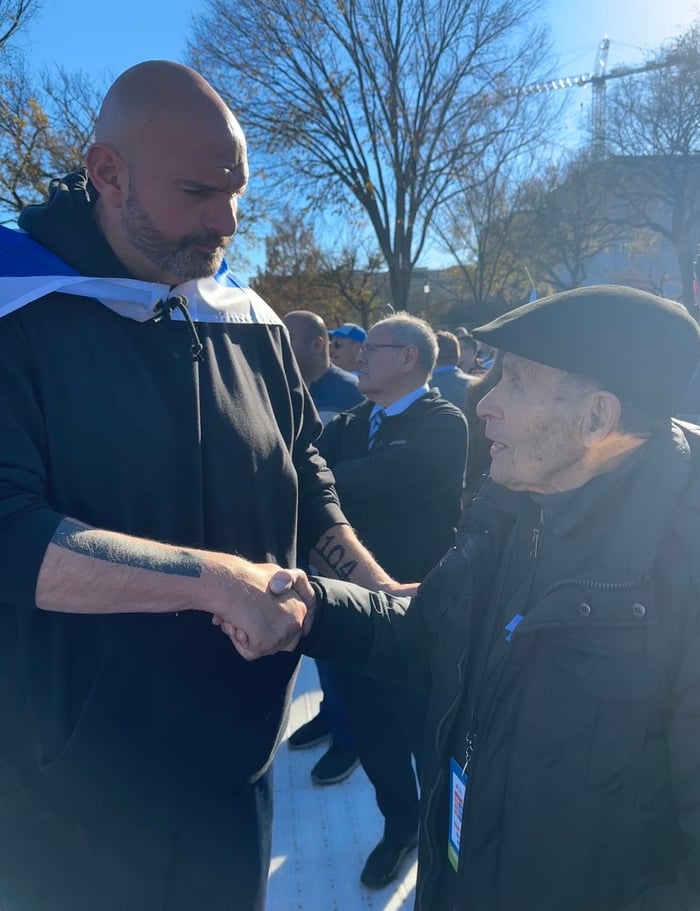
[4, 170, 281, 328]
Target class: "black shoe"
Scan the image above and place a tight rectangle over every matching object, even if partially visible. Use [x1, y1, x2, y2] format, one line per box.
[288, 714, 330, 750]
[310, 744, 360, 785]
[360, 833, 418, 889]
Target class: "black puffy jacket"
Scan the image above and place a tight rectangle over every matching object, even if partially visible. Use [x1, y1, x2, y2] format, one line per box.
[307, 421, 700, 911]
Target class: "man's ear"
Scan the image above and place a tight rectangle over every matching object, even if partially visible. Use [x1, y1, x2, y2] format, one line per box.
[85, 143, 128, 209]
[582, 390, 622, 445]
[400, 344, 420, 372]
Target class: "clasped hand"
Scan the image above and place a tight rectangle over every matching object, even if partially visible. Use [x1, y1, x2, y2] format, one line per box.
[212, 563, 316, 660]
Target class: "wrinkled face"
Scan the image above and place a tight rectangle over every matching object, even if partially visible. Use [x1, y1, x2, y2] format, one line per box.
[476, 354, 588, 493]
[121, 121, 248, 284]
[330, 336, 362, 372]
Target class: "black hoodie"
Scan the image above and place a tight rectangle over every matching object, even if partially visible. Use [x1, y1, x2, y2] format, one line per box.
[0, 172, 346, 903]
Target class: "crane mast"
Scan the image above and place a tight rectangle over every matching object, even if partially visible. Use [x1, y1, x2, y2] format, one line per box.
[507, 36, 681, 159]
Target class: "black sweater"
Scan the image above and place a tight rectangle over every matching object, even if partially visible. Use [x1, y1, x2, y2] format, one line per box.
[0, 172, 345, 811]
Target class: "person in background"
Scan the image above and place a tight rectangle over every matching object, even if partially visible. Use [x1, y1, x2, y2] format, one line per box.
[430, 330, 475, 413]
[454, 326, 479, 374]
[316, 313, 468, 890]
[475, 342, 495, 371]
[329, 322, 367, 372]
[283, 309, 363, 784]
[283, 310, 364, 424]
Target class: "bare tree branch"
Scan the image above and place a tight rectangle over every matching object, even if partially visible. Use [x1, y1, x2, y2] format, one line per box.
[0, 0, 36, 49]
[190, 0, 553, 311]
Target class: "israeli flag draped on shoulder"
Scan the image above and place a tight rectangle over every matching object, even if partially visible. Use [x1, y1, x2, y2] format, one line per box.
[0, 225, 281, 326]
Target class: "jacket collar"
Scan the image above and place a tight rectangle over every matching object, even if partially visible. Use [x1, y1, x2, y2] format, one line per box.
[476, 422, 693, 582]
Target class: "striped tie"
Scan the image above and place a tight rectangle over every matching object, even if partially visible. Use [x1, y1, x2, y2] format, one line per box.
[368, 408, 386, 449]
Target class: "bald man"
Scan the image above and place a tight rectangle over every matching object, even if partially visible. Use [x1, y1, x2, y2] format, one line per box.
[283, 309, 364, 424]
[0, 61, 398, 911]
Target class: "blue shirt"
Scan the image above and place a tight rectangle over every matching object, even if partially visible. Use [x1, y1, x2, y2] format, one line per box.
[309, 363, 364, 425]
[369, 384, 430, 421]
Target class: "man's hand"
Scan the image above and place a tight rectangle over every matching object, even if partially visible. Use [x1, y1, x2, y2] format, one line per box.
[210, 562, 311, 660]
[273, 568, 318, 636]
[379, 581, 419, 598]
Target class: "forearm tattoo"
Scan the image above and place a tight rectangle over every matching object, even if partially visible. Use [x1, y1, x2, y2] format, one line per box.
[52, 518, 203, 578]
[311, 532, 358, 582]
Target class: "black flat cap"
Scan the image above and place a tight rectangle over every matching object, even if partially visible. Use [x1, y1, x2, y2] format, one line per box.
[472, 285, 700, 416]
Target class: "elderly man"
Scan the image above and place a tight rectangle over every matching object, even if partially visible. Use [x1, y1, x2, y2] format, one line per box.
[0, 61, 397, 911]
[239, 286, 700, 910]
[316, 313, 468, 888]
[329, 321, 367, 372]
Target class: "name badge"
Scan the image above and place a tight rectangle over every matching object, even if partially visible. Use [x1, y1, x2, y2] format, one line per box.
[448, 756, 468, 872]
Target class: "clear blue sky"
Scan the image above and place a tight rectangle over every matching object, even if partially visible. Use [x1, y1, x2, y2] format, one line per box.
[20, 0, 698, 84]
[15, 0, 700, 277]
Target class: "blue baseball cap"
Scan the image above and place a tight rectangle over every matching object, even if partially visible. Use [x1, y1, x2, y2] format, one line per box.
[329, 323, 367, 342]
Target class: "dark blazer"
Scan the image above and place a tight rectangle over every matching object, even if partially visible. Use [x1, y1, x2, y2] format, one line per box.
[318, 391, 468, 581]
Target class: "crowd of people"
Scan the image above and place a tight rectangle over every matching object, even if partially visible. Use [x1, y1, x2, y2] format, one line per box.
[1, 59, 700, 911]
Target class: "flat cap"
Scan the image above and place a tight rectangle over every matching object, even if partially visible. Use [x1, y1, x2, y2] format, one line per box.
[472, 285, 700, 416]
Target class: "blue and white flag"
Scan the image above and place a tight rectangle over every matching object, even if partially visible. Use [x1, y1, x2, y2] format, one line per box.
[0, 225, 280, 326]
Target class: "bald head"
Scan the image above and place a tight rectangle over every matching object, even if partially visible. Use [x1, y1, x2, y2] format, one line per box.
[86, 60, 248, 285]
[94, 61, 241, 158]
[283, 311, 330, 383]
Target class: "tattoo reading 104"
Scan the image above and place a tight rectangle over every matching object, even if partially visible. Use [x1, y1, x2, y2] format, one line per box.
[313, 534, 358, 581]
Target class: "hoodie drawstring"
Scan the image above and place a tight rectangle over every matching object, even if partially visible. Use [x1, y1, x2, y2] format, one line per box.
[153, 296, 204, 361]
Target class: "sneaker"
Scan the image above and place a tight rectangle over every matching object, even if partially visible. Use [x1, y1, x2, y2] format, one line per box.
[310, 744, 360, 785]
[288, 713, 330, 750]
[360, 833, 418, 889]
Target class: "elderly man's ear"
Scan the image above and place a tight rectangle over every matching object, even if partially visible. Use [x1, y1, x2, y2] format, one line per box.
[582, 391, 622, 445]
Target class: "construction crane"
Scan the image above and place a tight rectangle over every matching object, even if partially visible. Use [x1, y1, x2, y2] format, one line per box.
[508, 37, 681, 159]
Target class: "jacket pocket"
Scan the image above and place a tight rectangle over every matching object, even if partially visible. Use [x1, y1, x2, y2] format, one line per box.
[552, 645, 660, 792]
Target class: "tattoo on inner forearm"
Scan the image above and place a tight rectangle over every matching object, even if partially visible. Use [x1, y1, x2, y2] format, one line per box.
[52, 518, 203, 578]
[312, 533, 358, 581]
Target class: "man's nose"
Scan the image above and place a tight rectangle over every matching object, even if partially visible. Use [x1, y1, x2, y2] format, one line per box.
[205, 196, 238, 238]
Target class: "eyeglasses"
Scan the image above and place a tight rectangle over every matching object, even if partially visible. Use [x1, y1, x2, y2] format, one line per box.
[360, 343, 408, 355]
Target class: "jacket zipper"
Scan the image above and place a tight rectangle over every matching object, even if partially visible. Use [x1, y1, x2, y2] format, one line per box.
[418, 650, 468, 908]
[451, 508, 544, 889]
[540, 575, 648, 598]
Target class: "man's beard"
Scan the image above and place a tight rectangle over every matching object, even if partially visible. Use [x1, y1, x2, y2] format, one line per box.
[122, 193, 230, 283]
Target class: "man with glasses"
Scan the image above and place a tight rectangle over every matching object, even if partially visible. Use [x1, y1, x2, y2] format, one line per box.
[329, 322, 367, 373]
[316, 314, 468, 889]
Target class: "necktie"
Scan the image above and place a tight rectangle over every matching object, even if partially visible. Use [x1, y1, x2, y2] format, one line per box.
[368, 408, 386, 449]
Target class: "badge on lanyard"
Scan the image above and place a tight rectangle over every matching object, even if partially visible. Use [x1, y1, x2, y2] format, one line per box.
[448, 756, 468, 872]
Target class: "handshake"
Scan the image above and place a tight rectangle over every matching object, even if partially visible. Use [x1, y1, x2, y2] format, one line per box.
[211, 562, 317, 661]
